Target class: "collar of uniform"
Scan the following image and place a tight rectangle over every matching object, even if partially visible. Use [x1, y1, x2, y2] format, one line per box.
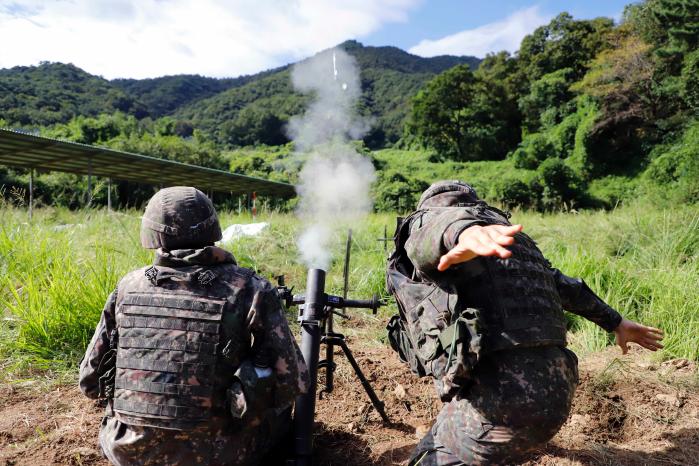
[154, 246, 237, 267]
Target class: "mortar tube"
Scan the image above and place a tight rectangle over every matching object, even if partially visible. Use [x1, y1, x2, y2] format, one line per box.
[294, 268, 326, 466]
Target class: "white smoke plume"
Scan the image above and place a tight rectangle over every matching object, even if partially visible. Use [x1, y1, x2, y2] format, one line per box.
[289, 48, 376, 270]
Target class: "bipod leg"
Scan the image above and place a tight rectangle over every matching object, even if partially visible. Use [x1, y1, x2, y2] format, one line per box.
[325, 333, 389, 423]
[318, 315, 336, 397]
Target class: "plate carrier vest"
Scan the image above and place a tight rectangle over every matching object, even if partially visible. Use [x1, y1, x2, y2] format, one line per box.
[386, 204, 567, 384]
[112, 264, 237, 430]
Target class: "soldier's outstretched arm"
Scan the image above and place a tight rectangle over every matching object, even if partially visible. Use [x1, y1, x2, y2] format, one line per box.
[79, 289, 118, 399]
[552, 270, 663, 353]
[437, 224, 523, 271]
[405, 209, 521, 275]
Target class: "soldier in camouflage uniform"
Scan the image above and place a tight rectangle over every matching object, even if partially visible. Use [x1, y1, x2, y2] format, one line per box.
[386, 180, 664, 465]
[79, 187, 309, 466]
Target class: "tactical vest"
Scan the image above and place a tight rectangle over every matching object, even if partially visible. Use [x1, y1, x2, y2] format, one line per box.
[113, 264, 244, 430]
[387, 204, 567, 381]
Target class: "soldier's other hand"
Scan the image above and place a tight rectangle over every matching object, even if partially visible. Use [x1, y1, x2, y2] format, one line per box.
[437, 224, 523, 272]
[614, 318, 664, 354]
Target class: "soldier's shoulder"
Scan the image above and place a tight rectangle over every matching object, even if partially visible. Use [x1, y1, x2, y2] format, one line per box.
[216, 263, 274, 292]
[117, 266, 151, 288]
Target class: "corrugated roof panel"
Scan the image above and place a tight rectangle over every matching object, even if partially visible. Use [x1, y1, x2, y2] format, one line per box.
[0, 129, 296, 197]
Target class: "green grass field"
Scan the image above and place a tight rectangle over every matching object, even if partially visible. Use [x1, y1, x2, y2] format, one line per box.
[1, 202, 697, 381]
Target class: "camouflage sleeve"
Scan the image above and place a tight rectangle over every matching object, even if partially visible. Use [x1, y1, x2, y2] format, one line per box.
[552, 269, 623, 332]
[79, 289, 118, 399]
[249, 281, 310, 411]
[405, 209, 483, 276]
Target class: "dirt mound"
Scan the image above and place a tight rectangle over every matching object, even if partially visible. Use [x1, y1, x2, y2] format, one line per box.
[0, 383, 105, 466]
[0, 345, 697, 465]
[526, 348, 699, 466]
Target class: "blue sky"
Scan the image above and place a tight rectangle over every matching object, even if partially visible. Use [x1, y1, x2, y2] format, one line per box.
[0, 0, 634, 79]
[364, 0, 631, 51]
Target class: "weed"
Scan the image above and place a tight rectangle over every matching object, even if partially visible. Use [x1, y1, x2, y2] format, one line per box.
[0, 203, 697, 381]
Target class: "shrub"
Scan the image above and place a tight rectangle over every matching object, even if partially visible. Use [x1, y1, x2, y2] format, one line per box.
[642, 120, 699, 202]
[490, 176, 533, 209]
[536, 158, 584, 209]
[511, 133, 556, 169]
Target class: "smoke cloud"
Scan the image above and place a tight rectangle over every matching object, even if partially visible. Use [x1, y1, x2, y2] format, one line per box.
[289, 48, 376, 270]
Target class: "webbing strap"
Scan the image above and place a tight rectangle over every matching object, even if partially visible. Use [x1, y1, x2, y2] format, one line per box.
[438, 320, 467, 351]
[113, 398, 207, 419]
[439, 318, 467, 370]
[119, 337, 217, 354]
[115, 379, 213, 397]
[119, 316, 220, 334]
[121, 306, 224, 321]
[121, 293, 225, 314]
[141, 212, 217, 237]
[117, 357, 213, 376]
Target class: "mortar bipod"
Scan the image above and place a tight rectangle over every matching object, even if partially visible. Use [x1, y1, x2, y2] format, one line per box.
[318, 319, 390, 423]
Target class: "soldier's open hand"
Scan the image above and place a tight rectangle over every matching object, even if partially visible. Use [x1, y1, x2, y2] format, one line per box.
[438, 224, 523, 271]
[614, 318, 664, 354]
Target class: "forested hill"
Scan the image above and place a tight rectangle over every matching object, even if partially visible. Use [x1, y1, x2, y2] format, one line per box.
[0, 40, 479, 148]
[0, 63, 148, 125]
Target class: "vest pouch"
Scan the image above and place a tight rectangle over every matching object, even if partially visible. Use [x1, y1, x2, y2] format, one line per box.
[407, 287, 451, 363]
[228, 359, 275, 425]
[386, 314, 427, 377]
[431, 308, 482, 402]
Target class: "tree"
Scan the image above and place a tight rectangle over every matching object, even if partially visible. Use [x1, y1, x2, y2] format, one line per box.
[221, 106, 288, 146]
[517, 13, 614, 84]
[652, 0, 699, 52]
[518, 68, 575, 133]
[407, 65, 518, 161]
[681, 50, 699, 114]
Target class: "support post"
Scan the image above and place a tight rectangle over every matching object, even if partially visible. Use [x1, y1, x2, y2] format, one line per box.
[252, 191, 257, 220]
[86, 158, 93, 207]
[28, 168, 34, 221]
[107, 177, 112, 212]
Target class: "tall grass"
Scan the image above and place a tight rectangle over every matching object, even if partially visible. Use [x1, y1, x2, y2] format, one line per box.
[1, 203, 697, 380]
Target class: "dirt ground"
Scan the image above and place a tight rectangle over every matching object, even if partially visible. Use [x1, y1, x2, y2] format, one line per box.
[1, 342, 697, 466]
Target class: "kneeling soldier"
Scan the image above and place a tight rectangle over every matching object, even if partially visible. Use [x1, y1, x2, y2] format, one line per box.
[387, 180, 663, 465]
[80, 187, 309, 465]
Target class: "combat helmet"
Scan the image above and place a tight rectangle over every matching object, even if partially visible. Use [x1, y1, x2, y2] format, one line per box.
[140, 186, 222, 249]
[416, 180, 479, 209]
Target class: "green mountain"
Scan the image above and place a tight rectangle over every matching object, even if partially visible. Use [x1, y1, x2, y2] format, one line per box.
[174, 41, 480, 147]
[0, 41, 479, 147]
[0, 62, 147, 126]
[111, 68, 284, 118]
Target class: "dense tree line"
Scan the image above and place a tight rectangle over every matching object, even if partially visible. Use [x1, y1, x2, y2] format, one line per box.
[406, 0, 699, 209]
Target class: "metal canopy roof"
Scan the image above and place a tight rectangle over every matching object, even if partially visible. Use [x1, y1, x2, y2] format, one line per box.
[0, 128, 296, 197]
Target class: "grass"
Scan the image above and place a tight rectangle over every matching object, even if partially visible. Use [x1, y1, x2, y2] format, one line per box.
[0, 202, 697, 381]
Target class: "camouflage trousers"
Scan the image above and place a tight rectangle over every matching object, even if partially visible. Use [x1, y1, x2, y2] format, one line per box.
[410, 346, 579, 466]
[99, 408, 291, 466]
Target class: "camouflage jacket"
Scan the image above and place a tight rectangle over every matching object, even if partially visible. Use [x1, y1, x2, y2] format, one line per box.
[404, 206, 623, 332]
[79, 245, 309, 428]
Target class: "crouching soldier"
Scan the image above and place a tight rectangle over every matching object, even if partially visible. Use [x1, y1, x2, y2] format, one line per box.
[79, 187, 309, 466]
[386, 180, 664, 465]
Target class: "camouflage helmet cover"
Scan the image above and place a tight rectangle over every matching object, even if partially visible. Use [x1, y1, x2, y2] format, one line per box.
[140, 186, 222, 249]
[417, 180, 479, 209]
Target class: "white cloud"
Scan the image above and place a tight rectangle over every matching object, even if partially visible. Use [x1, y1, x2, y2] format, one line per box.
[409, 6, 551, 58]
[0, 0, 420, 79]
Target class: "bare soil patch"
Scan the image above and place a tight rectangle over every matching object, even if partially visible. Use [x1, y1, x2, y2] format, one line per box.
[1, 344, 697, 465]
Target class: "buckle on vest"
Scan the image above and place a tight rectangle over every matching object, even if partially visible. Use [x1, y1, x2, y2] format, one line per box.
[197, 270, 217, 287]
[145, 266, 158, 285]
